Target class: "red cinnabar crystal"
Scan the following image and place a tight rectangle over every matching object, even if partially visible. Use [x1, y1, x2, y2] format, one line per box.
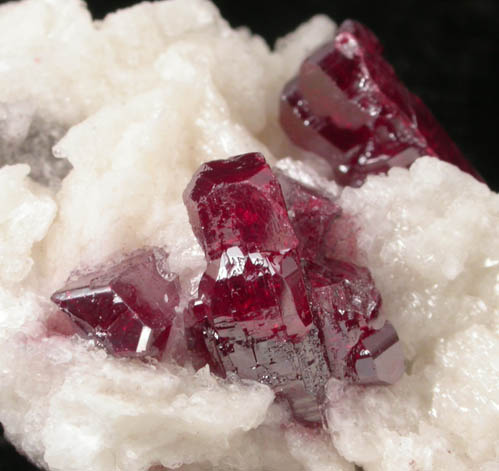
[280, 20, 482, 187]
[50, 152, 405, 425]
[184, 153, 404, 423]
[303, 259, 403, 384]
[183, 153, 298, 261]
[276, 170, 343, 262]
[51, 248, 180, 358]
[184, 153, 331, 423]
[190, 248, 330, 422]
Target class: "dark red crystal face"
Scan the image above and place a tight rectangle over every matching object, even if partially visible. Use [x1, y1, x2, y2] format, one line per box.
[346, 322, 405, 385]
[51, 248, 180, 358]
[183, 153, 298, 261]
[189, 249, 329, 423]
[280, 20, 482, 187]
[184, 153, 405, 422]
[50, 151, 405, 425]
[303, 259, 403, 384]
[276, 170, 342, 262]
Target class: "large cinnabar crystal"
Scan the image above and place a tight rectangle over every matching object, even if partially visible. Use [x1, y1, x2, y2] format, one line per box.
[184, 153, 404, 424]
[50, 153, 405, 425]
[184, 153, 331, 423]
[280, 20, 482, 187]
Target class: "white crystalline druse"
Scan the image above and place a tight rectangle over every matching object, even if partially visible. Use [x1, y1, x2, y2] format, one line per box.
[0, 1, 497, 471]
[0, 164, 56, 284]
[328, 160, 499, 471]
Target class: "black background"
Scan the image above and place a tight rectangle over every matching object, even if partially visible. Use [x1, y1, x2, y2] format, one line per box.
[0, 1, 498, 470]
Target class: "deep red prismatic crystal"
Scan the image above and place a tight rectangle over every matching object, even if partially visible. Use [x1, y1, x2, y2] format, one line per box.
[183, 153, 298, 261]
[303, 259, 403, 384]
[51, 248, 180, 358]
[280, 20, 482, 187]
[189, 248, 330, 422]
[184, 153, 330, 423]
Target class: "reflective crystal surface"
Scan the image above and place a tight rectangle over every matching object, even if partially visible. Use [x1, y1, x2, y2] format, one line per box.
[185, 154, 330, 423]
[51, 248, 180, 358]
[183, 152, 298, 261]
[280, 20, 482, 187]
[304, 259, 403, 384]
[185, 153, 404, 423]
[50, 152, 405, 424]
[347, 321, 405, 385]
[276, 170, 342, 262]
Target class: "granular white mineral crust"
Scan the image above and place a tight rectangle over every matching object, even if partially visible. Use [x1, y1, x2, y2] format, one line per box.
[0, 1, 497, 471]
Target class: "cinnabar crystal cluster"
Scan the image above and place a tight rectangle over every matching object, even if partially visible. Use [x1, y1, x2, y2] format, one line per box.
[183, 153, 403, 423]
[50, 18, 484, 424]
[52, 152, 404, 424]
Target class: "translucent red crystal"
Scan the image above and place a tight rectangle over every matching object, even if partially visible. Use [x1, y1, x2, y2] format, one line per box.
[277, 171, 358, 263]
[50, 152, 405, 424]
[184, 153, 404, 423]
[184, 154, 331, 422]
[346, 322, 404, 385]
[275, 170, 342, 262]
[189, 248, 329, 423]
[51, 248, 180, 358]
[183, 153, 298, 261]
[280, 20, 482, 187]
[303, 259, 403, 384]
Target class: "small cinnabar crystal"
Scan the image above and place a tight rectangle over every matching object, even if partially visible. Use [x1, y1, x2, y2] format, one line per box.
[275, 170, 342, 262]
[303, 259, 403, 384]
[51, 248, 180, 358]
[280, 20, 482, 187]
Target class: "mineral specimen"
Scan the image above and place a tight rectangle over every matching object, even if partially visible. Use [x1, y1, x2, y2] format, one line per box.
[184, 152, 403, 423]
[184, 153, 330, 423]
[1, 2, 497, 470]
[51, 248, 180, 358]
[280, 20, 482, 186]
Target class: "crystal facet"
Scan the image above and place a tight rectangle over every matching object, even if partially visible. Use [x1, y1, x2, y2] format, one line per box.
[347, 321, 405, 385]
[303, 259, 403, 384]
[50, 152, 405, 424]
[190, 249, 329, 423]
[51, 248, 180, 358]
[280, 20, 482, 187]
[183, 152, 298, 261]
[276, 170, 342, 262]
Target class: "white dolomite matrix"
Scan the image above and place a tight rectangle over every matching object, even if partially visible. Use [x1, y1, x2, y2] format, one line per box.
[0, 1, 497, 471]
